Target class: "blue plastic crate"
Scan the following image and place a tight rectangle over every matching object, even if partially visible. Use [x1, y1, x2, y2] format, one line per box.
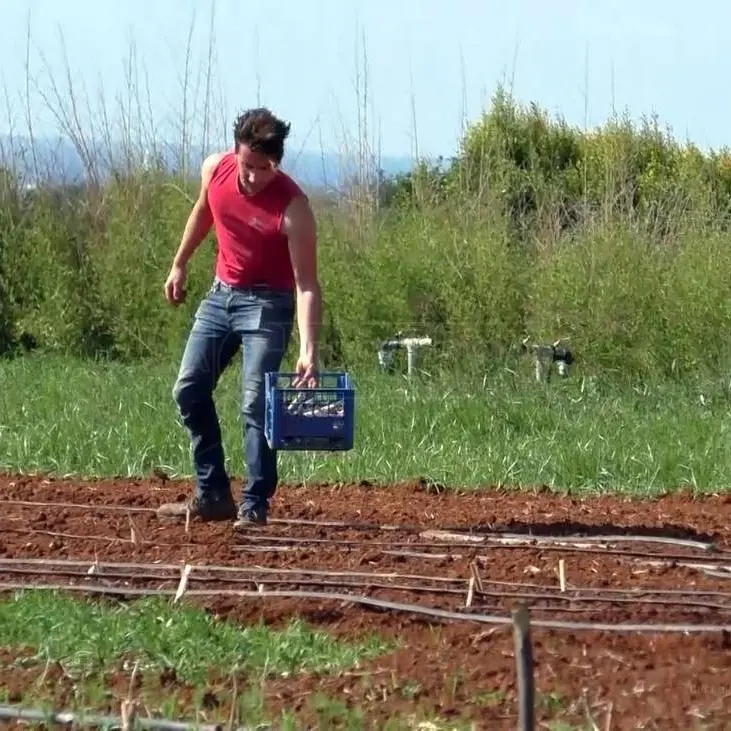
[264, 371, 355, 451]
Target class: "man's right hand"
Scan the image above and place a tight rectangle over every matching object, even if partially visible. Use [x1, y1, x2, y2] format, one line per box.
[164, 264, 187, 305]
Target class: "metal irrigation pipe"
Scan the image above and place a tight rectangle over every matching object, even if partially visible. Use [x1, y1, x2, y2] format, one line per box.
[0, 581, 730, 634]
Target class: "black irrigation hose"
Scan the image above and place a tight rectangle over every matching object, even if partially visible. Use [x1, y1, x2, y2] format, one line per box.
[0, 581, 729, 634]
[2, 526, 193, 548]
[381, 548, 731, 574]
[6, 523, 731, 566]
[3, 565, 731, 612]
[5, 557, 731, 598]
[0, 557, 462, 583]
[0, 498, 158, 514]
[0, 704, 254, 731]
[0, 566, 466, 597]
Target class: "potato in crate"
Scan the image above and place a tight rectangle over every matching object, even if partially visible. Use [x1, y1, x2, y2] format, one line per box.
[264, 371, 355, 450]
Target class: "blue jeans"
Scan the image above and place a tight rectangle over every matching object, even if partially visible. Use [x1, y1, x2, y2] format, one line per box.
[172, 278, 295, 512]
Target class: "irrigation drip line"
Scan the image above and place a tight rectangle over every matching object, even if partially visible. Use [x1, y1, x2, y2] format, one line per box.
[0, 704, 256, 731]
[0, 557, 462, 583]
[10, 522, 728, 565]
[0, 498, 158, 514]
[0, 580, 729, 634]
[232, 534, 729, 563]
[633, 558, 731, 573]
[420, 529, 717, 551]
[0, 498, 722, 553]
[469, 590, 731, 613]
[702, 568, 731, 580]
[249, 539, 731, 565]
[2, 526, 194, 549]
[2, 564, 730, 612]
[5, 557, 731, 599]
[0, 566, 466, 597]
[381, 548, 731, 575]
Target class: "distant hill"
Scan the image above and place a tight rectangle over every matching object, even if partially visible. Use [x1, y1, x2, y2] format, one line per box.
[0, 134, 418, 192]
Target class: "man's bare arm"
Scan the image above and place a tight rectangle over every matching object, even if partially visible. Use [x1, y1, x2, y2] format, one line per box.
[284, 194, 322, 364]
[172, 153, 223, 268]
[164, 153, 222, 305]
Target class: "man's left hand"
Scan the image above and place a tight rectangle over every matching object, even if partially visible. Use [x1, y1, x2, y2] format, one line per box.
[294, 353, 318, 388]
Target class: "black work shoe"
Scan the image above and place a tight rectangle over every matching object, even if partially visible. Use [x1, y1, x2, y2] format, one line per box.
[156, 493, 237, 522]
[233, 505, 268, 529]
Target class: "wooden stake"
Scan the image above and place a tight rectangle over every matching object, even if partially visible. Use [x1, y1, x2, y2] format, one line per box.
[174, 564, 192, 603]
[469, 561, 484, 593]
[512, 603, 535, 731]
[127, 512, 145, 545]
[227, 673, 238, 731]
[465, 576, 475, 607]
[559, 559, 566, 592]
[87, 549, 100, 576]
[120, 662, 139, 731]
[120, 699, 135, 731]
[604, 701, 614, 731]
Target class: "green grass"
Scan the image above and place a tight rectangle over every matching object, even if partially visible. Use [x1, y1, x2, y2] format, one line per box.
[2, 352, 731, 494]
[0, 594, 474, 730]
[3, 591, 469, 728]
[0, 591, 389, 685]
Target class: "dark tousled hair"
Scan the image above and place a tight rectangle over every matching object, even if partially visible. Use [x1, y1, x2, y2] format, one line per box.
[233, 108, 291, 164]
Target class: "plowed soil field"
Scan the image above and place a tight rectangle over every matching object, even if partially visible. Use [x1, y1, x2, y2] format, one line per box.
[2, 473, 731, 729]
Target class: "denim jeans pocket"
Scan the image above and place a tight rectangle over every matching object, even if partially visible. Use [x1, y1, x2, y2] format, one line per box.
[261, 292, 295, 324]
[194, 288, 225, 322]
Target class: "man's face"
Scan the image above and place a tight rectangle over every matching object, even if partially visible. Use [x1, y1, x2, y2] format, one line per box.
[235, 144, 278, 195]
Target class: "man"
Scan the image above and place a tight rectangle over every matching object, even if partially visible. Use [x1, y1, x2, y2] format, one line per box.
[157, 108, 321, 528]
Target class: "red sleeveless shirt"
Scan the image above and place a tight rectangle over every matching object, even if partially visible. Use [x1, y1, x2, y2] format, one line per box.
[206, 152, 304, 290]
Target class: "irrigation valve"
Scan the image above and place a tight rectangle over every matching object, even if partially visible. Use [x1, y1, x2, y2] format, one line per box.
[378, 333, 433, 376]
[522, 338, 574, 382]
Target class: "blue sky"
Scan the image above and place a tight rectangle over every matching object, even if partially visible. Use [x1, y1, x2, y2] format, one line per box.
[0, 0, 726, 160]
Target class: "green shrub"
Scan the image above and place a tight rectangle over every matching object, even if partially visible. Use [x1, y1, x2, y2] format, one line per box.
[4, 88, 731, 383]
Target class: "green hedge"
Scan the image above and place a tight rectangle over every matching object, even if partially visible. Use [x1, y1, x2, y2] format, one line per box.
[2, 90, 731, 382]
